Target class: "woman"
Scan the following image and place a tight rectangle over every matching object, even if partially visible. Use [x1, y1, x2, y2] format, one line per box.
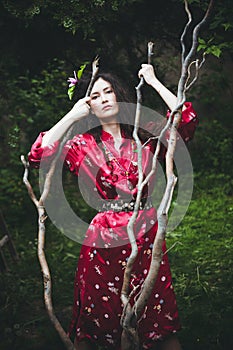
[28, 64, 198, 350]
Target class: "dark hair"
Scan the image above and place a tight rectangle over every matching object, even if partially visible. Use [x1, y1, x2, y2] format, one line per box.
[73, 71, 133, 103]
[72, 71, 159, 144]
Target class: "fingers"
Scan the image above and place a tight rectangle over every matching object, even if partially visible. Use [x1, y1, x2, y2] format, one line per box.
[75, 96, 91, 109]
[141, 63, 151, 68]
[140, 63, 153, 72]
[83, 96, 91, 106]
[138, 64, 157, 87]
[138, 63, 153, 78]
[71, 96, 91, 118]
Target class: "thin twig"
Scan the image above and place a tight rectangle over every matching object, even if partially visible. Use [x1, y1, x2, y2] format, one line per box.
[85, 56, 100, 97]
[178, 0, 214, 103]
[181, 0, 192, 64]
[185, 53, 206, 91]
[21, 156, 39, 207]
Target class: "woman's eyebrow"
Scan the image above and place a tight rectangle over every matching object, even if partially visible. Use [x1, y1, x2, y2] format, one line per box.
[90, 85, 112, 96]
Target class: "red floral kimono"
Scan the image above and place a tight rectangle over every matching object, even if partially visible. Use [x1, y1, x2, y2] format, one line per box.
[28, 102, 198, 349]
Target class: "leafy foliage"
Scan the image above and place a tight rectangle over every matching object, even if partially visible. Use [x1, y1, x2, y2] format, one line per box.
[198, 38, 224, 58]
[167, 174, 233, 349]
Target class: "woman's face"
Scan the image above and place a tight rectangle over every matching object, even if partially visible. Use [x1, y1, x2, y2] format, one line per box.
[90, 78, 119, 122]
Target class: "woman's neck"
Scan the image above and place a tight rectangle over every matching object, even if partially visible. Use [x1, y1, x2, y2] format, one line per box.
[101, 122, 122, 151]
[101, 122, 121, 140]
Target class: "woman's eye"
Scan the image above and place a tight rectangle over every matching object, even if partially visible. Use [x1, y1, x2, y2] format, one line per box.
[106, 89, 113, 94]
[91, 95, 98, 100]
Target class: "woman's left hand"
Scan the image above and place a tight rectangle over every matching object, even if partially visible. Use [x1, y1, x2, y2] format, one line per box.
[138, 64, 158, 86]
[138, 63, 178, 111]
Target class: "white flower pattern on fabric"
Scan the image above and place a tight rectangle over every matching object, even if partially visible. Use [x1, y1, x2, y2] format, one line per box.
[29, 103, 198, 349]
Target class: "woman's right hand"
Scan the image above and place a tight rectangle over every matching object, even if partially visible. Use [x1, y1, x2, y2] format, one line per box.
[41, 97, 91, 148]
[69, 96, 91, 122]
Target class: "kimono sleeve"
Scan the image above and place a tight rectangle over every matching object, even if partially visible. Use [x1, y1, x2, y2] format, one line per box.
[28, 132, 60, 168]
[62, 134, 93, 175]
[28, 132, 93, 176]
[166, 102, 198, 142]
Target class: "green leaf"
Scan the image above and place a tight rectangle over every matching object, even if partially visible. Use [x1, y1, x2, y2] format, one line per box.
[205, 45, 222, 58]
[198, 37, 206, 45]
[68, 85, 75, 100]
[210, 46, 222, 58]
[77, 64, 87, 79]
[197, 37, 222, 58]
[222, 23, 232, 31]
[197, 44, 206, 52]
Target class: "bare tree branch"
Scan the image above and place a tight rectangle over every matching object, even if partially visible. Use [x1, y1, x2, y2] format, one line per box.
[85, 56, 100, 97]
[21, 56, 100, 349]
[178, 0, 214, 103]
[120, 1, 213, 348]
[21, 156, 74, 350]
[181, 0, 192, 64]
[185, 53, 206, 91]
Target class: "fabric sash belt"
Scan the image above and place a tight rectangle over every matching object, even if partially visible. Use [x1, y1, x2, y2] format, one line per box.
[97, 197, 153, 212]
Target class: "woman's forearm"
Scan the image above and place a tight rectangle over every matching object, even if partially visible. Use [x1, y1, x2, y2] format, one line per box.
[149, 78, 178, 112]
[41, 111, 77, 147]
[41, 97, 90, 148]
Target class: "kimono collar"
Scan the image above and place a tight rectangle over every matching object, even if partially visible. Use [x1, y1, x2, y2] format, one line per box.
[101, 128, 126, 142]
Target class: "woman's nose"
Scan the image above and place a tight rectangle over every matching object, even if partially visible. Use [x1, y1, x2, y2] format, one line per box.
[101, 93, 108, 103]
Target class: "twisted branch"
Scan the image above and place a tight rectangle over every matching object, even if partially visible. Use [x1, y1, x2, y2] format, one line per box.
[120, 1, 213, 348]
[185, 53, 206, 91]
[121, 41, 153, 309]
[178, 0, 214, 103]
[21, 155, 74, 350]
[21, 56, 99, 349]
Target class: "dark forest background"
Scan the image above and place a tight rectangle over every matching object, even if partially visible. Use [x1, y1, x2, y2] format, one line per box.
[0, 0, 232, 349]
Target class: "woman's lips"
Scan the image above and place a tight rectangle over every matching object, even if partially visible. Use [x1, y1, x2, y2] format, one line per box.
[102, 105, 112, 111]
